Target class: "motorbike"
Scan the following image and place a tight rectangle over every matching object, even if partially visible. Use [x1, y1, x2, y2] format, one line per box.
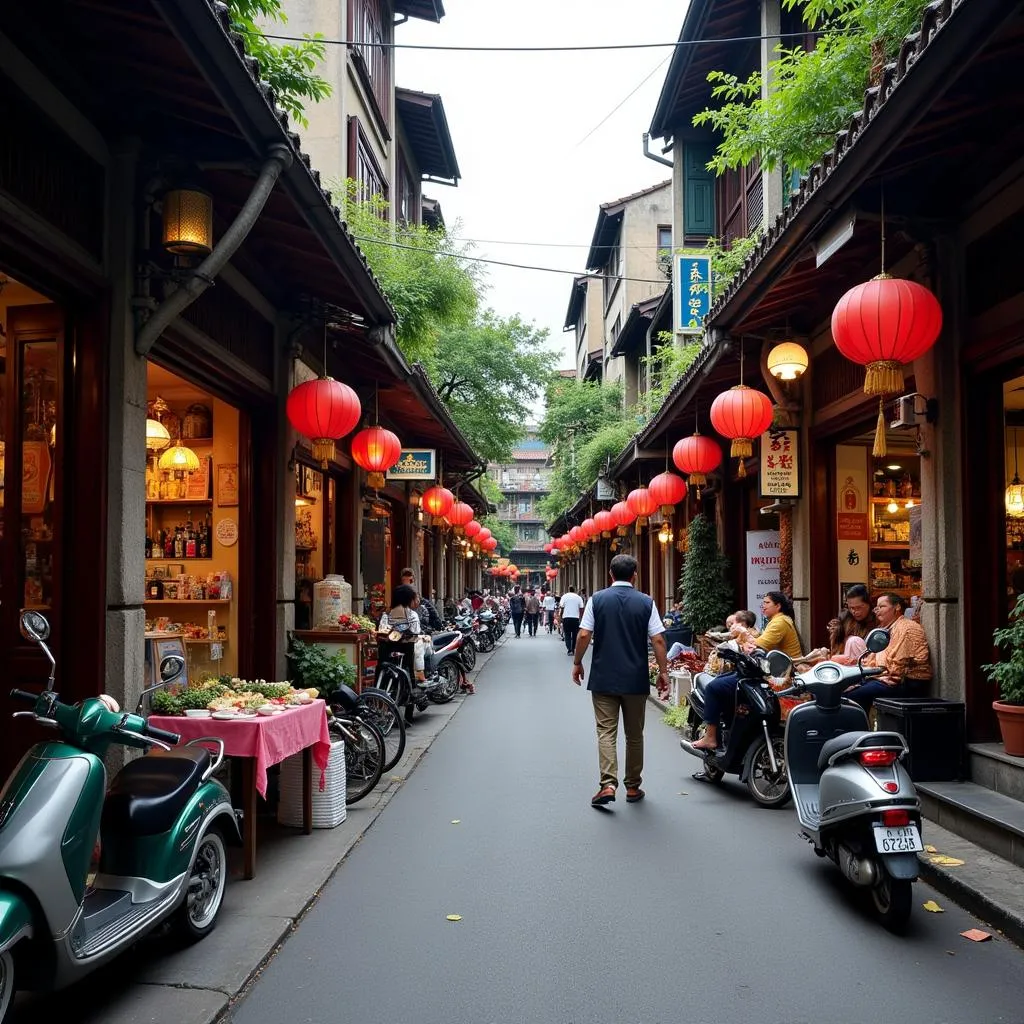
[425, 631, 467, 704]
[0, 612, 239, 1021]
[375, 642, 439, 725]
[679, 645, 791, 808]
[774, 627, 923, 931]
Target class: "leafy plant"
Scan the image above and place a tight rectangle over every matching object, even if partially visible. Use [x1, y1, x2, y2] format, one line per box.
[982, 594, 1024, 705]
[479, 515, 517, 557]
[151, 683, 227, 715]
[287, 637, 356, 698]
[639, 334, 702, 420]
[662, 703, 691, 730]
[680, 513, 733, 636]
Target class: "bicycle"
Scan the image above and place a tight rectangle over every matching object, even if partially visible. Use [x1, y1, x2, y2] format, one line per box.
[327, 712, 386, 805]
[356, 686, 407, 772]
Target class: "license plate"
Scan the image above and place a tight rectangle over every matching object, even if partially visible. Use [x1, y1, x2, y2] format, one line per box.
[873, 824, 923, 854]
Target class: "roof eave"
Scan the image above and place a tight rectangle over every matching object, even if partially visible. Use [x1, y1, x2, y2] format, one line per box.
[649, 0, 715, 138]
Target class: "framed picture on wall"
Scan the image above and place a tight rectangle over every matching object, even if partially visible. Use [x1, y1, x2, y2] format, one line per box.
[217, 463, 239, 506]
[186, 455, 212, 500]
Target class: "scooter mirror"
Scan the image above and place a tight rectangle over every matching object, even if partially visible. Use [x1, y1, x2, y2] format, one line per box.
[766, 650, 793, 678]
[19, 610, 50, 643]
[865, 627, 891, 654]
[159, 654, 186, 682]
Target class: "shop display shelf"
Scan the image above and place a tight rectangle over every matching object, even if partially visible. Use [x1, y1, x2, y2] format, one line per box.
[144, 599, 231, 605]
[146, 498, 213, 506]
[870, 496, 919, 504]
[183, 638, 229, 643]
[871, 543, 910, 551]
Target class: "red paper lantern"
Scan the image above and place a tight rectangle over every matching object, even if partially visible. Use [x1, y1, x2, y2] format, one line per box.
[447, 500, 474, 534]
[710, 385, 774, 477]
[594, 509, 615, 538]
[543, 542, 554, 553]
[627, 487, 657, 527]
[422, 485, 454, 522]
[673, 433, 721, 488]
[610, 501, 636, 536]
[648, 471, 687, 517]
[569, 525, 584, 545]
[286, 377, 361, 467]
[465, 519, 482, 539]
[581, 517, 597, 544]
[349, 426, 401, 488]
[559, 533, 572, 549]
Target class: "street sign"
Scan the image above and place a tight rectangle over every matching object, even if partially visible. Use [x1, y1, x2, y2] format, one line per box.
[386, 448, 436, 481]
[759, 428, 800, 498]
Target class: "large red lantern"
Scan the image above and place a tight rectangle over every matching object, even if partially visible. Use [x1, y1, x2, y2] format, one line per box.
[349, 425, 401, 488]
[581, 517, 597, 544]
[447, 500, 474, 534]
[673, 432, 721, 488]
[831, 275, 943, 456]
[482, 536, 498, 552]
[286, 377, 361, 467]
[648, 471, 687, 517]
[594, 509, 615, 538]
[559, 533, 572, 550]
[610, 501, 636, 537]
[569, 525, 584, 545]
[627, 487, 657, 527]
[465, 519, 482, 539]
[422, 485, 454, 523]
[710, 385, 774, 478]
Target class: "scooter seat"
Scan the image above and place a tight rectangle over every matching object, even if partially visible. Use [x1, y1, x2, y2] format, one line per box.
[432, 631, 460, 648]
[816, 731, 874, 771]
[103, 747, 211, 836]
[692, 672, 715, 697]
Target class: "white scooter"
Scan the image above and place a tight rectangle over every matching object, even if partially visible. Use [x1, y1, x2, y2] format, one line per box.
[773, 629, 924, 931]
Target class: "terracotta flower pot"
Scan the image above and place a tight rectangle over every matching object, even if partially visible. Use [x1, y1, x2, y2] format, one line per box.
[992, 700, 1024, 757]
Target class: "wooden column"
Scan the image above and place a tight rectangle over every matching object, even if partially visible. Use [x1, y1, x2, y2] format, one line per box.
[779, 504, 794, 598]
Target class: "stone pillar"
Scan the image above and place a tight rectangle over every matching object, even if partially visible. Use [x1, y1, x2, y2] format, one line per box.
[760, 0, 784, 228]
[778, 506, 794, 598]
[276, 327, 298, 679]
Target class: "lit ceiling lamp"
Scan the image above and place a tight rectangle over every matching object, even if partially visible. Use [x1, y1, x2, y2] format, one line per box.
[158, 438, 200, 473]
[162, 187, 214, 257]
[1007, 427, 1024, 518]
[146, 418, 171, 452]
[766, 341, 809, 381]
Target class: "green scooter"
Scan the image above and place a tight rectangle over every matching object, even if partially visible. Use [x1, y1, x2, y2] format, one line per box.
[0, 611, 240, 1020]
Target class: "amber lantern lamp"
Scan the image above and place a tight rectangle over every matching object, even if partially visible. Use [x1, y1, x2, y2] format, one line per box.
[162, 188, 214, 257]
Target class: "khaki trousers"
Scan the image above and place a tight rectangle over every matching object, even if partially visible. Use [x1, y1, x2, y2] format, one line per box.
[591, 693, 647, 790]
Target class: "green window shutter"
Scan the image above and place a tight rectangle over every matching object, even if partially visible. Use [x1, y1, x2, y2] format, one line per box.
[684, 144, 715, 237]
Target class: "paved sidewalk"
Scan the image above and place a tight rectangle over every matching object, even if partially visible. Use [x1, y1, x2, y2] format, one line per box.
[10, 645, 502, 1024]
[649, 692, 1024, 950]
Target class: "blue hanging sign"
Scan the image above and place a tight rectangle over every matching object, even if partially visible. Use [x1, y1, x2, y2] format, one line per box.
[674, 254, 713, 334]
[386, 449, 437, 481]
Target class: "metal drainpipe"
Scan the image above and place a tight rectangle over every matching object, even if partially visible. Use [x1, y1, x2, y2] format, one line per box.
[135, 144, 293, 356]
[643, 133, 673, 168]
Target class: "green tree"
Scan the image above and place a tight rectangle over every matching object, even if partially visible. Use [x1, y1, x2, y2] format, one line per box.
[227, 0, 331, 129]
[431, 313, 557, 465]
[679, 513, 733, 635]
[480, 515, 517, 556]
[638, 334, 703, 421]
[694, 0, 931, 174]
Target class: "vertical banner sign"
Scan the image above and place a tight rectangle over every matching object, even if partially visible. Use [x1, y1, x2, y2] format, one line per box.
[674, 255, 712, 334]
[835, 445, 869, 601]
[746, 530, 781, 627]
[759, 428, 800, 498]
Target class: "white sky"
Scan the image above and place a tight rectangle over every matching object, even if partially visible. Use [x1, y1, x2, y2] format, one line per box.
[393, 1, 688, 373]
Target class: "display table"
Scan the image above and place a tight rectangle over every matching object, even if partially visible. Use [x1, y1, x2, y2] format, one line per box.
[148, 700, 331, 879]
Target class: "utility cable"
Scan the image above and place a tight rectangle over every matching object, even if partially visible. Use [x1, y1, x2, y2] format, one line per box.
[575, 54, 672, 147]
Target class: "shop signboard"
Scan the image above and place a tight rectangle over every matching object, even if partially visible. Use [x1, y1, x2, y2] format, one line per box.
[386, 448, 436, 481]
[836, 445, 869, 599]
[759, 428, 799, 498]
[746, 530, 781, 628]
[674, 255, 712, 334]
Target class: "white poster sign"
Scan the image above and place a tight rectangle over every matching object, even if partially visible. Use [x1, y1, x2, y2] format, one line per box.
[746, 530, 781, 628]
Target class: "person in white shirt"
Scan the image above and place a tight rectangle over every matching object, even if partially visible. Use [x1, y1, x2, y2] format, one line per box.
[559, 587, 586, 656]
[542, 591, 557, 633]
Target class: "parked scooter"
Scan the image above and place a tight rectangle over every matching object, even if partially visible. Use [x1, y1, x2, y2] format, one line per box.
[426, 631, 466, 704]
[774, 627, 923, 931]
[0, 612, 239, 1021]
[679, 645, 791, 808]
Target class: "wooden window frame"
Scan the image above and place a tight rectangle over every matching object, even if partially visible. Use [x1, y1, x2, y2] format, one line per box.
[347, 117, 389, 210]
[347, 0, 393, 139]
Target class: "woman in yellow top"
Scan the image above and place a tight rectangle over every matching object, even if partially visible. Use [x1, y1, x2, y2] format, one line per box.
[742, 591, 803, 661]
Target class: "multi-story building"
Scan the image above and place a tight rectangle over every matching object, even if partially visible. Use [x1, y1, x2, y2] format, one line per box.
[564, 182, 672, 407]
[280, 1, 460, 222]
[488, 430, 553, 582]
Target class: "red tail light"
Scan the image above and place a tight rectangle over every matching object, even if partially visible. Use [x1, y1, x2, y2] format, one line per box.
[858, 749, 898, 767]
[881, 809, 910, 827]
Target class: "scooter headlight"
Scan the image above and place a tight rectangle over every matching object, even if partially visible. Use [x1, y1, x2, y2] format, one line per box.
[814, 663, 842, 683]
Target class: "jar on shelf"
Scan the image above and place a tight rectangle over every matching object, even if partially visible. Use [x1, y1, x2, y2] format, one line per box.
[182, 403, 212, 439]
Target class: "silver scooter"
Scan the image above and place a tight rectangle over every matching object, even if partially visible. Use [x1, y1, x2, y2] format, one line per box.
[774, 628, 923, 931]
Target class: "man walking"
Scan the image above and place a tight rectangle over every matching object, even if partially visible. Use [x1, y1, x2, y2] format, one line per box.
[558, 586, 585, 656]
[509, 586, 526, 638]
[525, 589, 541, 637]
[571, 555, 668, 806]
[542, 590, 557, 632]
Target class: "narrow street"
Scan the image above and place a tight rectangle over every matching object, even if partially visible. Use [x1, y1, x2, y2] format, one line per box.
[226, 632, 1024, 1024]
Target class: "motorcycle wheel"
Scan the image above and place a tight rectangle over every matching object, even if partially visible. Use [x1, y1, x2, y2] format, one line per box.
[871, 875, 913, 933]
[358, 691, 406, 772]
[745, 737, 791, 808]
[460, 642, 477, 672]
[335, 718, 385, 805]
[172, 826, 227, 942]
[428, 660, 461, 704]
[0, 949, 16, 1021]
[477, 631, 495, 653]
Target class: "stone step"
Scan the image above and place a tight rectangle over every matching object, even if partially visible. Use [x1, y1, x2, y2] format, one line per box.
[917, 779, 1024, 868]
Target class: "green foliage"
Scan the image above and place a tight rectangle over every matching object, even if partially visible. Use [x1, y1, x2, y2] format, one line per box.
[639, 335, 702, 420]
[227, 0, 331, 129]
[577, 421, 637, 486]
[694, 0, 931, 174]
[287, 637, 356, 699]
[431, 312, 557, 464]
[662, 702, 691, 730]
[478, 474, 505, 508]
[480, 515, 517, 556]
[983, 594, 1024, 705]
[680, 514, 733, 635]
[335, 182, 479, 364]
[151, 684, 227, 715]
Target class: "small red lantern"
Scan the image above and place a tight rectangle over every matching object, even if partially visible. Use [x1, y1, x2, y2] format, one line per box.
[422, 485, 454, 523]
[594, 509, 615, 538]
[710, 385, 774, 478]
[465, 519, 482, 539]
[349, 426, 401, 488]
[543, 542, 554, 553]
[627, 487, 657, 527]
[581, 517, 597, 544]
[447, 500, 474, 535]
[831, 275, 943, 456]
[610, 501, 636, 537]
[569, 525, 584, 545]
[286, 377, 361, 467]
[673, 433, 721, 488]
[648, 471, 687, 517]
[482, 537, 497, 551]
[559, 533, 572, 549]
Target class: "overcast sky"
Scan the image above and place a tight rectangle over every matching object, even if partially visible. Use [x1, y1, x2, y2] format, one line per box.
[391, 1, 688, 377]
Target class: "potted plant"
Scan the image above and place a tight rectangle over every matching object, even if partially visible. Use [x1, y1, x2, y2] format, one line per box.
[287, 637, 356, 703]
[679, 513, 733, 637]
[982, 593, 1024, 756]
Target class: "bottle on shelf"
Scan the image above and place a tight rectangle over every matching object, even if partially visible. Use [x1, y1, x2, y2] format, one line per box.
[147, 577, 164, 600]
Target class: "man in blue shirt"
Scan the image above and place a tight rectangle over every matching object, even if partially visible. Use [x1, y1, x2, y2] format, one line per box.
[572, 554, 668, 807]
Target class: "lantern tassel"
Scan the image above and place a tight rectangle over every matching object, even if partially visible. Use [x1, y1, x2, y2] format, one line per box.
[736, 457, 747, 479]
[689, 472, 707, 488]
[872, 398, 887, 458]
[730, 437, 752, 460]
[864, 360, 904, 397]
[367, 471, 385, 489]
[312, 439, 334, 468]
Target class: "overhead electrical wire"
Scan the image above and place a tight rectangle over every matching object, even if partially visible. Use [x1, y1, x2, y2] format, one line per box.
[575, 54, 672, 147]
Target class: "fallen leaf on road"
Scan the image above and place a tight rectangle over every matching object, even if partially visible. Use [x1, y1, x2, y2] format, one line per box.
[446, 914, 462, 922]
[922, 900, 944, 913]
[961, 929, 992, 942]
[946, 950, 956, 956]
[929, 855, 965, 867]
[451, 819, 461, 824]
[390, 776, 404, 782]
[925, 844, 938, 853]
[678, 791, 689, 796]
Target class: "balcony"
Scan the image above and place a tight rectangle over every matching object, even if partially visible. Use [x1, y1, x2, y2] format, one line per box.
[497, 509, 545, 523]
[510, 539, 548, 551]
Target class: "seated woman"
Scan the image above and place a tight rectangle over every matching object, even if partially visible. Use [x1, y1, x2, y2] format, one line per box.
[378, 583, 430, 684]
[828, 584, 878, 665]
[844, 592, 932, 711]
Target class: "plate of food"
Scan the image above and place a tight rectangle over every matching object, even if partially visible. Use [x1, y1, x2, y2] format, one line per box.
[184, 709, 212, 718]
[211, 710, 240, 721]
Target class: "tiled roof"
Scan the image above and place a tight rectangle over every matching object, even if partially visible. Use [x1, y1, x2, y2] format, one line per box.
[599, 179, 672, 211]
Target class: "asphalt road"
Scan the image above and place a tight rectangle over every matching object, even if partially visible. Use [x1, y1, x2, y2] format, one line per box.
[227, 628, 1024, 1024]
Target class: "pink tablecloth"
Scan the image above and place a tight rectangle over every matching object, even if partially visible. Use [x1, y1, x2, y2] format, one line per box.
[149, 700, 331, 798]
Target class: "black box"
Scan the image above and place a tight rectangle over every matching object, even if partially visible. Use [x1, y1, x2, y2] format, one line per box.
[873, 697, 965, 782]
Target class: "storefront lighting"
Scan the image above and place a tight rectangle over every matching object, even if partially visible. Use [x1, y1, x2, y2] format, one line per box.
[146, 417, 171, 452]
[161, 188, 214, 257]
[766, 341, 809, 381]
[295, 495, 316, 507]
[657, 525, 673, 545]
[886, 501, 900, 514]
[1006, 427, 1024, 518]
[904, 499, 915, 509]
[886, 464, 902, 472]
[158, 439, 201, 473]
